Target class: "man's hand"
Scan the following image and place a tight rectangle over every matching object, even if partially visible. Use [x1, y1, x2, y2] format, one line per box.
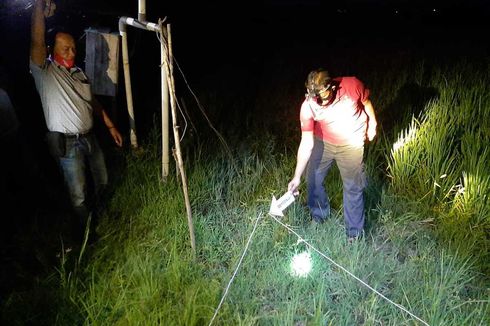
[367, 124, 376, 141]
[109, 127, 123, 147]
[43, 0, 56, 18]
[92, 98, 123, 147]
[288, 177, 301, 196]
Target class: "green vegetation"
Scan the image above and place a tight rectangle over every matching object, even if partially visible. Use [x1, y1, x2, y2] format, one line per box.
[3, 56, 489, 325]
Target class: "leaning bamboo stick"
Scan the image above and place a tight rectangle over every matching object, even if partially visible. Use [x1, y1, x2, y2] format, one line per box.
[162, 23, 196, 254]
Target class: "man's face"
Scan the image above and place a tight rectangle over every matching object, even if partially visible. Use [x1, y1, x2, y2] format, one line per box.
[53, 33, 76, 61]
[318, 87, 332, 102]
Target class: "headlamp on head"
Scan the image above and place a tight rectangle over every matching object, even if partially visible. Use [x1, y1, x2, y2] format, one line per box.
[305, 69, 335, 104]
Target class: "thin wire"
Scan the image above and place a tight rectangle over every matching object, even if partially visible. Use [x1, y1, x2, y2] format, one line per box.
[208, 213, 264, 326]
[154, 24, 236, 170]
[269, 213, 430, 326]
[165, 44, 235, 164]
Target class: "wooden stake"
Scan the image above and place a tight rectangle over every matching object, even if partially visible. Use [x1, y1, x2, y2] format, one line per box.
[162, 23, 196, 254]
[160, 21, 170, 181]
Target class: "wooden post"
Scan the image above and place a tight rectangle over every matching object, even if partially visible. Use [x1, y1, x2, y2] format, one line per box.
[121, 28, 138, 148]
[162, 24, 196, 254]
[160, 22, 170, 180]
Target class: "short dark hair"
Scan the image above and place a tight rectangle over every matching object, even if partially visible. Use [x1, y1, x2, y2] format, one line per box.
[305, 68, 331, 91]
[46, 25, 72, 48]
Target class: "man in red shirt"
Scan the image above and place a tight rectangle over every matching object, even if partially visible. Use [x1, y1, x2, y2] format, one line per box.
[288, 69, 377, 241]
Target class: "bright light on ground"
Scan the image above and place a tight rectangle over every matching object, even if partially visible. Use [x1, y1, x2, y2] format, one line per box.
[290, 251, 312, 277]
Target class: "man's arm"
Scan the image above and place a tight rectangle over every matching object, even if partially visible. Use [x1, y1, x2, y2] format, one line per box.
[31, 0, 47, 66]
[288, 130, 314, 195]
[363, 99, 377, 141]
[92, 98, 123, 147]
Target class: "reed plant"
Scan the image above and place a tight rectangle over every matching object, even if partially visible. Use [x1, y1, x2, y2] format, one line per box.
[384, 62, 490, 274]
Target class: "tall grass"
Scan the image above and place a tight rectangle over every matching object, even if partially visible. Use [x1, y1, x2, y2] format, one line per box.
[2, 48, 489, 326]
[29, 118, 484, 325]
[385, 63, 490, 274]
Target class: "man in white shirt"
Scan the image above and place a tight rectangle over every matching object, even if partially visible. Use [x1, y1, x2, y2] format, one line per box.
[30, 0, 123, 239]
[288, 69, 377, 242]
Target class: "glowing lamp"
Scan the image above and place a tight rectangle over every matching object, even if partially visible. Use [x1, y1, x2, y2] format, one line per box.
[290, 251, 312, 277]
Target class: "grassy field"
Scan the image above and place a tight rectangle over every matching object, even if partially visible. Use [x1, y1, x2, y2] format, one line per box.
[2, 46, 489, 325]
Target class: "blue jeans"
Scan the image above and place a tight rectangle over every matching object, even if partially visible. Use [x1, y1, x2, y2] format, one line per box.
[57, 133, 108, 216]
[307, 138, 366, 237]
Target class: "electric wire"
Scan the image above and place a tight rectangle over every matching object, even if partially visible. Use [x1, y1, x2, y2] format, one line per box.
[155, 26, 235, 165]
[269, 213, 430, 326]
[208, 213, 264, 326]
[172, 54, 237, 171]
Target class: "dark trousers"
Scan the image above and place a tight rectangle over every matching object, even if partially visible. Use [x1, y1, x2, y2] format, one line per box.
[47, 131, 107, 229]
[307, 138, 366, 237]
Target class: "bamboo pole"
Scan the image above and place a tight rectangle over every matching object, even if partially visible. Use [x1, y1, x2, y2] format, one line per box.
[162, 24, 196, 254]
[160, 21, 169, 180]
[119, 14, 160, 150]
[120, 28, 138, 148]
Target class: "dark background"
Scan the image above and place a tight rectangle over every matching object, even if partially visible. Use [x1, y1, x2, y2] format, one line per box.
[0, 0, 489, 313]
[1, 0, 489, 135]
[0, 0, 488, 137]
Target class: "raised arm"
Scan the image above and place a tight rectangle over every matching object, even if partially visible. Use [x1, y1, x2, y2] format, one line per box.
[30, 0, 48, 66]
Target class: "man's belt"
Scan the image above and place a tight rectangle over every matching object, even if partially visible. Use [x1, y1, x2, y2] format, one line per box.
[64, 130, 91, 139]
